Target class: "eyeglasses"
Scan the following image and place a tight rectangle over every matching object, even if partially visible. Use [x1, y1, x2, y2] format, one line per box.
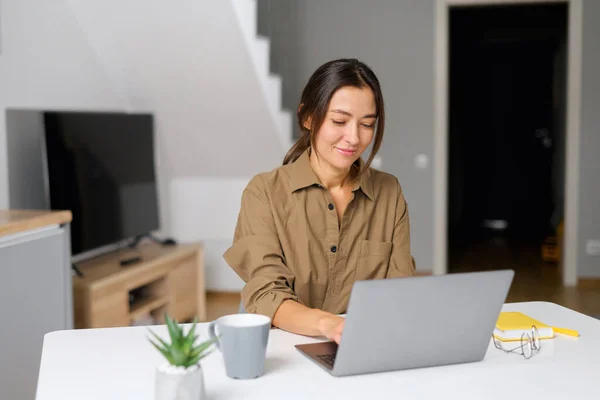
[493, 325, 542, 359]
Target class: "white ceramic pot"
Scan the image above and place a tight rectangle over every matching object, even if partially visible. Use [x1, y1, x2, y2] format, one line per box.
[154, 363, 205, 400]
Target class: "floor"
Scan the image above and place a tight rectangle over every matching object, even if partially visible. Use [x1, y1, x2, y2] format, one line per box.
[449, 236, 600, 317]
[205, 238, 600, 320]
[206, 291, 241, 322]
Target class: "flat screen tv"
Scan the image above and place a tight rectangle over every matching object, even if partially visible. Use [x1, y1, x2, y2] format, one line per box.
[43, 111, 160, 257]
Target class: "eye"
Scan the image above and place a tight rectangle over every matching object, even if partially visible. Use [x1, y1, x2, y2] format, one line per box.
[361, 123, 374, 129]
[332, 120, 346, 126]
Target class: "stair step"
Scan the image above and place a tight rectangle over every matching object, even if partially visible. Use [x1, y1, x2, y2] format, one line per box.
[267, 74, 282, 115]
[252, 36, 270, 79]
[279, 109, 294, 148]
[232, 0, 257, 39]
[232, 0, 293, 151]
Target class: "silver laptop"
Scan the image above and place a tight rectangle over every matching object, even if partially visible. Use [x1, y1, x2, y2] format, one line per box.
[295, 270, 514, 377]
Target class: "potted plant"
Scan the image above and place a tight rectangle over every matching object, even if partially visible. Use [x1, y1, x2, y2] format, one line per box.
[148, 314, 217, 400]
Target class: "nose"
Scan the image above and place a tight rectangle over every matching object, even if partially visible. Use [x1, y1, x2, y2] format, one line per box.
[344, 123, 359, 146]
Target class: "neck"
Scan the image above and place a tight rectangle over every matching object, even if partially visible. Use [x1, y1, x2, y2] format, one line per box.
[309, 152, 352, 189]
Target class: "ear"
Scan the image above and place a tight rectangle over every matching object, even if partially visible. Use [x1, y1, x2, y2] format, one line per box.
[298, 103, 313, 131]
[303, 116, 312, 131]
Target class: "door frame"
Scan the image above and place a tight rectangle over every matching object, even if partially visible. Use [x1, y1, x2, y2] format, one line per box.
[433, 0, 582, 286]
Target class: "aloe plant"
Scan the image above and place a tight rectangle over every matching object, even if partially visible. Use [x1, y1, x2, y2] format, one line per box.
[148, 314, 217, 368]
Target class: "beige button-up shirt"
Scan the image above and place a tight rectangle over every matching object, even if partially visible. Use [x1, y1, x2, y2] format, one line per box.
[223, 148, 416, 321]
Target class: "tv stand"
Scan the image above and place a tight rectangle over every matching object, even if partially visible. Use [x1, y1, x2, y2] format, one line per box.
[71, 263, 84, 278]
[128, 233, 177, 248]
[119, 256, 142, 267]
[72, 242, 206, 328]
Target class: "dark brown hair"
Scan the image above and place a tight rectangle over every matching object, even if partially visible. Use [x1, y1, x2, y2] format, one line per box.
[282, 58, 385, 173]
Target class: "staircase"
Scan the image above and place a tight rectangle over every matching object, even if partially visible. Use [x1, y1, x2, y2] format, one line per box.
[232, 0, 294, 151]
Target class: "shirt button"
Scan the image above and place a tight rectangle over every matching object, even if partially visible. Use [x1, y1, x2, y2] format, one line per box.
[330, 245, 337, 253]
[328, 203, 334, 210]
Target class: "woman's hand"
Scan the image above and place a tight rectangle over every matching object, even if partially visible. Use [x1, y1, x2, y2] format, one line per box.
[272, 300, 345, 343]
[317, 314, 346, 344]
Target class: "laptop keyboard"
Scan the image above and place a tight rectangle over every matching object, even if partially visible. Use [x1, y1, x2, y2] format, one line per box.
[317, 353, 336, 368]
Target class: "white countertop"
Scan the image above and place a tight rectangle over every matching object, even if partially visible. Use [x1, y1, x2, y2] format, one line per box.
[36, 301, 600, 399]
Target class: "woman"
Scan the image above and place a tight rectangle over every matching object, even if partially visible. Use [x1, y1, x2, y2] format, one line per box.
[224, 58, 415, 344]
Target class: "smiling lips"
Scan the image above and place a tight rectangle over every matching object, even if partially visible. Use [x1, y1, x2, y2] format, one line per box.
[335, 147, 356, 156]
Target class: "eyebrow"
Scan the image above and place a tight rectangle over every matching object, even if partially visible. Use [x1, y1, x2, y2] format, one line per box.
[330, 109, 377, 119]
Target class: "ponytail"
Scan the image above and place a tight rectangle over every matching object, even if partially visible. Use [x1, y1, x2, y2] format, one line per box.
[282, 133, 311, 165]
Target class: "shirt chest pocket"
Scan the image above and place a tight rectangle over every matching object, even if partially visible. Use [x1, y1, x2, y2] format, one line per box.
[355, 240, 393, 281]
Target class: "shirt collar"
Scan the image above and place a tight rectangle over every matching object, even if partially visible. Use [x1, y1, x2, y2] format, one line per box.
[289, 147, 374, 201]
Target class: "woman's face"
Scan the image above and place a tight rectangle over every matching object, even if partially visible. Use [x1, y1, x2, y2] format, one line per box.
[312, 86, 377, 173]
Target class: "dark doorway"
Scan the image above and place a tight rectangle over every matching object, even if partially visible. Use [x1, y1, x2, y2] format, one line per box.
[448, 3, 568, 274]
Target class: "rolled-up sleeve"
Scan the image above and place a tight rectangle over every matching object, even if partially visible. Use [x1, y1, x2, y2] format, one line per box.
[223, 176, 298, 321]
[386, 180, 416, 278]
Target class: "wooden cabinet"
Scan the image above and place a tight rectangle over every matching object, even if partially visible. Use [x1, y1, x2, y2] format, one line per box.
[72, 243, 206, 328]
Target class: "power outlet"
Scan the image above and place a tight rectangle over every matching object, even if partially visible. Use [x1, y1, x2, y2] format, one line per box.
[414, 154, 429, 169]
[585, 240, 600, 256]
[371, 156, 382, 169]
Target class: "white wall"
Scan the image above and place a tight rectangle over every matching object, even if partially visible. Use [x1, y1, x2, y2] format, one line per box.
[578, 0, 600, 277]
[170, 178, 250, 291]
[6, 110, 46, 210]
[0, 111, 6, 209]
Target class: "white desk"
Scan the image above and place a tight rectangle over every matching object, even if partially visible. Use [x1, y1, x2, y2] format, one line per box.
[36, 302, 600, 399]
